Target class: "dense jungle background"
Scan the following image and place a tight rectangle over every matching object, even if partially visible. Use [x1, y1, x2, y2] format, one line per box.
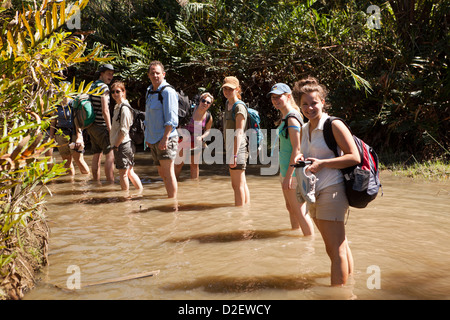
[7, 0, 449, 161]
[0, 0, 448, 299]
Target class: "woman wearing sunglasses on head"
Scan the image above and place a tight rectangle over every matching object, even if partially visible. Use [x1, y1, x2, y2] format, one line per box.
[175, 92, 214, 180]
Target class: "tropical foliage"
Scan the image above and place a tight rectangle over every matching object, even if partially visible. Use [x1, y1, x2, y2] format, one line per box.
[0, 0, 109, 299]
[79, 0, 448, 162]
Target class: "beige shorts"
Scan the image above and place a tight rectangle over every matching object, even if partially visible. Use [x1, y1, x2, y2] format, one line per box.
[55, 131, 73, 157]
[308, 182, 349, 222]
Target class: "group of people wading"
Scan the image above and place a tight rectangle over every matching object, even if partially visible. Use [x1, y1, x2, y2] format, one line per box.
[50, 61, 361, 287]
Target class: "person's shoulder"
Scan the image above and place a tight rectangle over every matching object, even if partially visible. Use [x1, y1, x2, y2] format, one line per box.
[160, 82, 176, 94]
[234, 100, 247, 111]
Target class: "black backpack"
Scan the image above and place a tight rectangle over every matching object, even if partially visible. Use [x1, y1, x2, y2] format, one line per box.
[117, 102, 145, 145]
[146, 84, 193, 128]
[323, 116, 382, 208]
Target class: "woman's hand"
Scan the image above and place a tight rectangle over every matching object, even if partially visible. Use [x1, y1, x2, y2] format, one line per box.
[305, 157, 324, 174]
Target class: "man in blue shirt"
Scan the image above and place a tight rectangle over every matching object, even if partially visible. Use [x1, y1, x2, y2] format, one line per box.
[145, 61, 179, 198]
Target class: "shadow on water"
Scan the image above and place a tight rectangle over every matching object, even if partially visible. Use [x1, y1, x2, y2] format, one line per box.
[50, 194, 162, 206]
[165, 229, 299, 244]
[134, 202, 232, 214]
[162, 274, 329, 293]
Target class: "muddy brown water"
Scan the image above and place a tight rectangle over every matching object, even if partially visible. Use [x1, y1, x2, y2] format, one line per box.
[24, 152, 450, 300]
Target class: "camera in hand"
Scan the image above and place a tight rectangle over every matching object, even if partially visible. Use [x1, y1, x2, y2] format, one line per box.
[291, 160, 312, 168]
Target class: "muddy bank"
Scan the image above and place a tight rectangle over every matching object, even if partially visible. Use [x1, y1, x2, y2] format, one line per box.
[0, 216, 49, 300]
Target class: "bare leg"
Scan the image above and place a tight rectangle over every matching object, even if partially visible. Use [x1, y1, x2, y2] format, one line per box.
[128, 167, 143, 190]
[283, 188, 314, 235]
[104, 150, 115, 182]
[92, 153, 102, 181]
[72, 151, 90, 174]
[315, 219, 352, 286]
[229, 169, 250, 206]
[159, 159, 177, 198]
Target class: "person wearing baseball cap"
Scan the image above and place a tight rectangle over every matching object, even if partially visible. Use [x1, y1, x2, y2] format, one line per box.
[97, 64, 115, 73]
[269, 82, 314, 235]
[221, 76, 250, 206]
[267, 82, 292, 96]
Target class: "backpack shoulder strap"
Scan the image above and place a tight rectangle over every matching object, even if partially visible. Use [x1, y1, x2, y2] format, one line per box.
[147, 84, 175, 104]
[117, 102, 133, 123]
[231, 100, 247, 119]
[323, 116, 352, 157]
[281, 112, 302, 138]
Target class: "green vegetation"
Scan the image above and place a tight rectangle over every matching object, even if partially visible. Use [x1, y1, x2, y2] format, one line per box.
[79, 0, 448, 163]
[0, 0, 109, 299]
[0, 0, 447, 299]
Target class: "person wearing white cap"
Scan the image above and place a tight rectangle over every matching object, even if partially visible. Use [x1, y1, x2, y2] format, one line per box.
[269, 83, 314, 235]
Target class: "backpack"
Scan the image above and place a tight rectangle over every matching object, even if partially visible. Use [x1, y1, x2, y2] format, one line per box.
[146, 84, 193, 128]
[323, 116, 382, 208]
[72, 93, 95, 130]
[231, 100, 263, 151]
[117, 102, 146, 145]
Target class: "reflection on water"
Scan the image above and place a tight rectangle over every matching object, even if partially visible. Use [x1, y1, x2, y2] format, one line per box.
[24, 152, 450, 300]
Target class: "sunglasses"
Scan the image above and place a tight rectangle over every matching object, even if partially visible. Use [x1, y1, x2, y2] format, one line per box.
[111, 90, 122, 94]
[201, 99, 212, 105]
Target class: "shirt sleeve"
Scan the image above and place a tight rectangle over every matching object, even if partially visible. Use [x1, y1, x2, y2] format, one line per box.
[120, 106, 133, 135]
[234, 103, 248, 122]
[162, 87, 179, 128]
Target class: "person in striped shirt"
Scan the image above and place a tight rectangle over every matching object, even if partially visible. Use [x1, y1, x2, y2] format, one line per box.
[86, 64, 115, 183]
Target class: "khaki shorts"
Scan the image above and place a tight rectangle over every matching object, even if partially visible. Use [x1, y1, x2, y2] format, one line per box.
[308, 182, 349, 222]
[229, 147, 249, 171]
[86, 123, 112, 155]
[149, 137, 178, 166]
[55, 132, 73, 157]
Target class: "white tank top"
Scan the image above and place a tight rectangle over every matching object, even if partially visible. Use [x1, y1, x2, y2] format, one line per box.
[300, 113, 343, 192]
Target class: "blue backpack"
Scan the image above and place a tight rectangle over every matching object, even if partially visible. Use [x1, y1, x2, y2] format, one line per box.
[231, 100, 263, 151]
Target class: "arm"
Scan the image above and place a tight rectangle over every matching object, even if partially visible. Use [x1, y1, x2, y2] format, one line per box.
[230, 113, 245, 168]
[101, 94, 112, 131]
[306, 120, 360, 174]
[159, 88, 179, 150]
[283, 118, 301, 189]
[198, 115, 213, 141]
[114, 107, 132, 148]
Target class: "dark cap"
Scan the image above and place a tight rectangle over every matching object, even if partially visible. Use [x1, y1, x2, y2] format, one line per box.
[97, 64, 115, 73]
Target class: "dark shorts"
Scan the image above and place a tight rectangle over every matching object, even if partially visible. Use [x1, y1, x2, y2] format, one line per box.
[86, 123, 112, 155]
[149, 137, 178, 166]
[114, 140, 135, 170]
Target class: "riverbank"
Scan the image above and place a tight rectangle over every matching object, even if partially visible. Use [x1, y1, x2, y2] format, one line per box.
[382, 159, 449, 181]
[0, 214, 49, 300]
